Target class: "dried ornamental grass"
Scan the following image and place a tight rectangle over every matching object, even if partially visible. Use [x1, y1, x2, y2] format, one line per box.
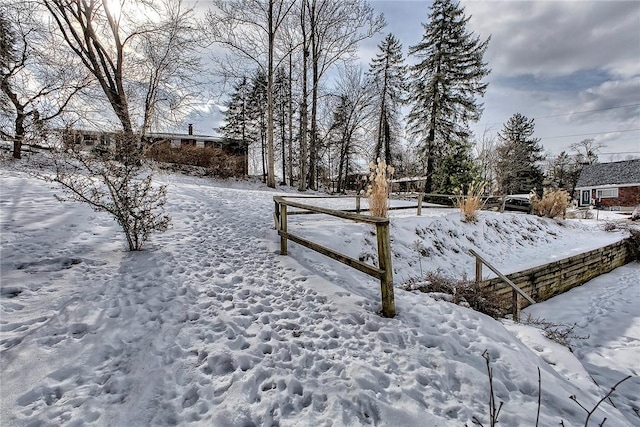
[455, 181, 485, 223]
[532, 188, 570, 219]
[366, 158, 394, 218]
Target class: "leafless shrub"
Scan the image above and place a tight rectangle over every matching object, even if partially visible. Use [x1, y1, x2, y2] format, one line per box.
[567, 376, 633, 427]
[468, 350, 505, 427]
[521, 314, 589, 350]
[402, 273, 503, 318]
[531, 188, 570, 219]
[46, 135, 170, 251]
[146, 144, 243, 178]
[469, 351, 634, 427]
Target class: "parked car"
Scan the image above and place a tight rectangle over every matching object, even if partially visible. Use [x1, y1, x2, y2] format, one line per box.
[503, 196, 532, 213]
[632, 205, 640, 221]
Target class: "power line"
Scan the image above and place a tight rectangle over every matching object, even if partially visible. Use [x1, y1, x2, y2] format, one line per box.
[473, 103, 640, 128]
[539, 128, 640, 140]
[534, 103, 640, 120]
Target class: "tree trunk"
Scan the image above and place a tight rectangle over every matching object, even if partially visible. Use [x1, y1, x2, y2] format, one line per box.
[261, 117, 267, 183]
[2, 76, 27, 159]
[280, 96, 287, 185]
[287, 49, 294, 187]
[384, 116, 392, 166]
[336, 133, 348, 193]
[13, 112, 26, 159]
[308, 0, 318, 191]
[266, 1, 276, 188]
[298, 0, 309, 192]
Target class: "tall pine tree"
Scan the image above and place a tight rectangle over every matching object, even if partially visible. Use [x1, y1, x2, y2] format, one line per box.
[247, 70, 268, 182]
[221, 76, 250, 144]
[407, 0, 490, 193]
[495, 113, 545, 195]
[368, 33, 406, 168]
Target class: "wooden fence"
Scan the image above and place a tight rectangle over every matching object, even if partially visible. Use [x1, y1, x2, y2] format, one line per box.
[273, 195, 396, 317]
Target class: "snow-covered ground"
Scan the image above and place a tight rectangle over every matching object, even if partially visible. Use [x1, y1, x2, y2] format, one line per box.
[1, 159, 638, 426]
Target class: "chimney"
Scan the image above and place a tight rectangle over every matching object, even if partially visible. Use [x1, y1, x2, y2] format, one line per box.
[188, 123, 193, 135]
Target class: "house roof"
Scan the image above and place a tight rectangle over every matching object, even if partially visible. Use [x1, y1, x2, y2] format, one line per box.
[146, 132, 222, 142]
[145, 132, 246, 147]
[576, 159, 640, 187]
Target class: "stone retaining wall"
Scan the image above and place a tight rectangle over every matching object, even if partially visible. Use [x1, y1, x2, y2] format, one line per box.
[480, 238, 635, 313]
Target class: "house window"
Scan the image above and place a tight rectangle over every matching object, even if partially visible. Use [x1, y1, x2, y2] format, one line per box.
[83, 134, 97, 146]
[596, 188, 618, 199]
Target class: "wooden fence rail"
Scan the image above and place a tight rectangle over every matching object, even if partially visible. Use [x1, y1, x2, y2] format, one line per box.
[469, 248, 535, 321]
[273, 196, 395, 317]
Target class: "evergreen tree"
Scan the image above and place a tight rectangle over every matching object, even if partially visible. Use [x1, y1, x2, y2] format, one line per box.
[547, 151, 570, 191]
[495, 113, 545, 195]
[221, 76, 250, 144]
[273, 66, 290, 185]
[245, 70, 268, 181]
[407, 0, 490, 193]
[368, 33, 406, 168]
[434, 139, 477, 193]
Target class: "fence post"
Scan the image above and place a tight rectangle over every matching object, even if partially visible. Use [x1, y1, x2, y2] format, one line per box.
[376, 222, 395, 317]
[512, 289, 519, 322]
[280, 203, 288, 255]
[274, 200, 280, 229]
[356, 195, 361, 213]
[475, 256, 482, 283]
[417, 193, 423, 216]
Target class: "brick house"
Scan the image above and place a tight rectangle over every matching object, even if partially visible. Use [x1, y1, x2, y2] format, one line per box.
[60, 124, 248, 176]
[575, 159, 640, 209]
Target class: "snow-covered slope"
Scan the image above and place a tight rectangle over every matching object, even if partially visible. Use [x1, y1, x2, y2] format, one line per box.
[1, 164, 637, 426]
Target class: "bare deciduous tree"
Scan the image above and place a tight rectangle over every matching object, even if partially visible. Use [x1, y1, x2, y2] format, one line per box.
[41, 0, 205, 250]
[327, 66, 373, 192]
[48, 135, 170, 251]
[206, 0, 297, 188]
[1, 1, 88, 159]
[44, 0, 135, 139]
[305, 0, 385, 190]
[570, 138, 605, 165]
[136, 0, 204, 133]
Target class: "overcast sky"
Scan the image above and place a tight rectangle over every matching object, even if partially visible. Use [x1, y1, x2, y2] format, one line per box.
[188, 0, 639, 162]
[363, 0, 640, 160]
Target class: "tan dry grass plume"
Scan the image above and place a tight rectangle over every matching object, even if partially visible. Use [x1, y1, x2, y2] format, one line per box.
[366, 158, 394, 218]
[455, 181, 485, 223]
[532, 188, 570, 219]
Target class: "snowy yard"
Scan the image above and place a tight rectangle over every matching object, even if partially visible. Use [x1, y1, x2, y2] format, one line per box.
[1, 163, 638, 426]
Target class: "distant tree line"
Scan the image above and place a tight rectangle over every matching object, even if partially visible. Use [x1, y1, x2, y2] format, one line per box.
[1, 0, 617, 198]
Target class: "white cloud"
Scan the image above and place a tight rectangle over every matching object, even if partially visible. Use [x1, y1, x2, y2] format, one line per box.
[463, 0, 640, 78]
